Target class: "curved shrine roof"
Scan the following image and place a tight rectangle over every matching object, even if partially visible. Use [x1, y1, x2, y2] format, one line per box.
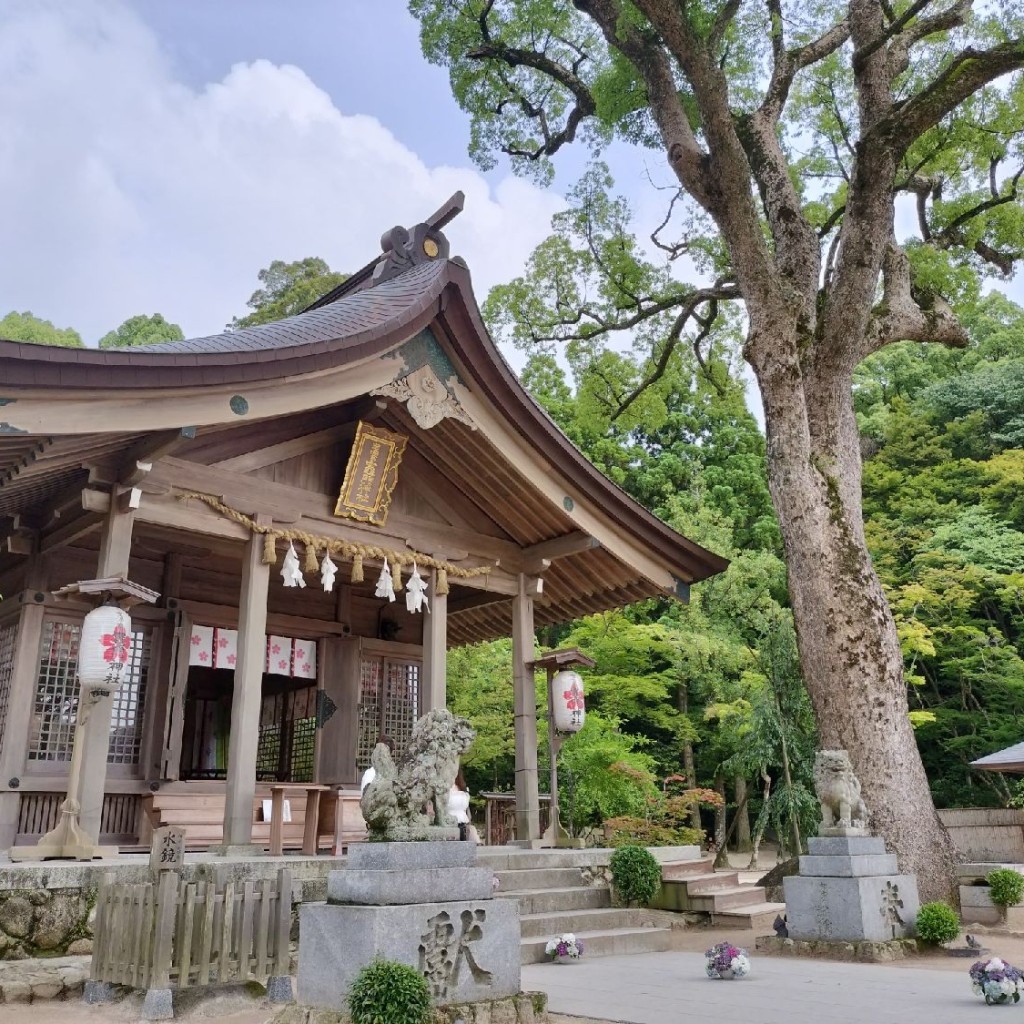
[0, 221, 728, 638]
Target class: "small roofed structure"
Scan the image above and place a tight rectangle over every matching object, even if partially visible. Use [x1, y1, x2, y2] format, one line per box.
[972, 742, 1024, 774]
[0, 195, 727, 854]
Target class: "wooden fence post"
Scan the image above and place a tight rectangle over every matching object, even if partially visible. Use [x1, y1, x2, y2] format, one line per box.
[141, 870, 179, 1020]
[265, 868, 294, 1004]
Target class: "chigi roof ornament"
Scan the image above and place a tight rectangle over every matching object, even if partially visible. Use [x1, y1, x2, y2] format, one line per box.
[370, 191, 466, 287]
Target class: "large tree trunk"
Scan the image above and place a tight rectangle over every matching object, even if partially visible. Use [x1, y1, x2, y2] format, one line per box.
[754, 332, 958, 902]
[734, 775, 752, 852]
[676, 676, 702, 832]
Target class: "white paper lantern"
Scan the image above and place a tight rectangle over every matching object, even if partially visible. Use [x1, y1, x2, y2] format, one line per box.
[552, 670, 586, 733]
[78, 604, 133, 692]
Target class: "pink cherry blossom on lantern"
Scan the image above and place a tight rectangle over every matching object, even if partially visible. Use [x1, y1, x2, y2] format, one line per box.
[563, 681, 584, 711]
[198, 650, 209, 662]
[227, 654, 236, 666]
[101, 623, 131, 664]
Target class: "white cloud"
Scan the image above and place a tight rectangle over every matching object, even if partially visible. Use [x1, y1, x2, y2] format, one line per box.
[0, 0, 564, 344]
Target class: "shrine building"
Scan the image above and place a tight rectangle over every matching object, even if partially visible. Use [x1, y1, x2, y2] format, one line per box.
[0, 197, 727, 854]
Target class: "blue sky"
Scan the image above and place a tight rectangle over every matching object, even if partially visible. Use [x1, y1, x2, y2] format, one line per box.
[0, 0, 565, 345]
[1, 0, 1018, 384]
[138, 2, 470, 173]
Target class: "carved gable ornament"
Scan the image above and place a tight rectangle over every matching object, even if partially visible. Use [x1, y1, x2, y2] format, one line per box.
[372, 363, 476, 432]
[334, 420, 408, 527]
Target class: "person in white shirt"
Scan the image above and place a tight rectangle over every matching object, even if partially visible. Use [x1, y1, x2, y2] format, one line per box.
[360, 735, 394, 793]
[448, 768, 481, 843]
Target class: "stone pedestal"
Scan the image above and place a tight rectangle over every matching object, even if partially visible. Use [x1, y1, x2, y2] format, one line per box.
[784, 835, 920, 942]
[297, 842, 520, 1009]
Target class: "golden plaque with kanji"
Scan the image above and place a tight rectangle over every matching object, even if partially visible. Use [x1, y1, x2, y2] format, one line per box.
[334, 421, 407, 526]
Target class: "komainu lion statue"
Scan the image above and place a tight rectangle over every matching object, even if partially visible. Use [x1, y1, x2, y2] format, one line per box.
[813, 749, 869, 831]
[361, 709, 475, 840]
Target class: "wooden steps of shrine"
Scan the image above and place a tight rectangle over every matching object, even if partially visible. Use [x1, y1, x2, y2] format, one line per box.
[142, 790, 325, 851]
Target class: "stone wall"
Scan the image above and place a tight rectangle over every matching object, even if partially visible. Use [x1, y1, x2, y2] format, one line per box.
[0, 888, 95, 960]
[938, 808, 1024, 864]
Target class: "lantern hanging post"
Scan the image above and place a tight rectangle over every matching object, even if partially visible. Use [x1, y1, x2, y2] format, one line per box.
[10, 577, 159, 861]
[529, 648, 594, 850]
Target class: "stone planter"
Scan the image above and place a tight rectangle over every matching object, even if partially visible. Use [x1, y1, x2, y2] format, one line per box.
[553, 955, 581, 965]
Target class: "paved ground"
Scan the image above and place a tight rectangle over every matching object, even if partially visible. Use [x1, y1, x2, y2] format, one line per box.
[524, 950, 996, 1024]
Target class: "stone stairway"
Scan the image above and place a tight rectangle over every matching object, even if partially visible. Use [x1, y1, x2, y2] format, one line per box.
[478, 847, 692, 964]
[654, 855, 786, 931]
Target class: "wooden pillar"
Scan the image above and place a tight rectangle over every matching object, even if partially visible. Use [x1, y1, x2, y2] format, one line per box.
[222, 527, 270, 848]
[421, 569, 447, 712]
[77, 500, 136, 839]
[511, 574, 539, 842]
[0, 560, 49, 850]
[315, 637, 360, 786]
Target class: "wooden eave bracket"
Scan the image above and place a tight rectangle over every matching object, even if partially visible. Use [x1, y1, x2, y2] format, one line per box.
[1, 515, 38, 555]
[518, 532, 599, 575]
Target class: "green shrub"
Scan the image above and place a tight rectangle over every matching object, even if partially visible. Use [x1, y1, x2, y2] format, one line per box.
[914, 901, 960, 945]
[604, 817, 704, 848]
[348, 958, 432, 1024]
[987, 868, 1024, 908]
[609, 844, 662, 906]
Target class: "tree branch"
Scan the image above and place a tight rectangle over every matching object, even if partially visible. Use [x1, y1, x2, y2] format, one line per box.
[760, 16, 851, 123]
[861, 242, 969, 357]
[877, 40, 1024, 154]
[574, 0, 714, 209]
[710, 0, 743, 52]
[466, 28, 597, 161]
[611, 285, 740, 419]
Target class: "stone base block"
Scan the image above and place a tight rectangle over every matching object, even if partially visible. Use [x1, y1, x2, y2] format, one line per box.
[784, 873, 920, 942]
[266, 975, 293, 1003]
[348, 841, 477, 871]
[820, 826, 871, 838]
[756, 935, 921, 963]
[298, 898, 521, 1008]
[82, 980, 116, 1004]
[372, 826, 462, 843]
[807, 836, 885, 857]
[799, 854, 899, 877]
[142, 988, 174, 1021]
[268, 991, 547, 1024]
[328, 866, 494, 905]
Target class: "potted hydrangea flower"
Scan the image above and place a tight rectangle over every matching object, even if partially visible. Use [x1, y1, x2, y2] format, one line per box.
[705, 941, 751, 980]
[545, 933, 584, 964]
[970, 957, 1023, 1005]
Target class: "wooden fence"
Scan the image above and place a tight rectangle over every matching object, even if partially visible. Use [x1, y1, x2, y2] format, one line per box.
[90, 868, 292, 993]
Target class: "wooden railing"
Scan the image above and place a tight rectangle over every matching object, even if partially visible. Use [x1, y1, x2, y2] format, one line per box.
[90, 868, 292, 994]
[481, 792, 551, 846]
[16, 792, 141, 845]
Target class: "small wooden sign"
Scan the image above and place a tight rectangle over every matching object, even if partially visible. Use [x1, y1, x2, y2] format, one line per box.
[334, 421, 407, 527]
[150, 825, 186, 872]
